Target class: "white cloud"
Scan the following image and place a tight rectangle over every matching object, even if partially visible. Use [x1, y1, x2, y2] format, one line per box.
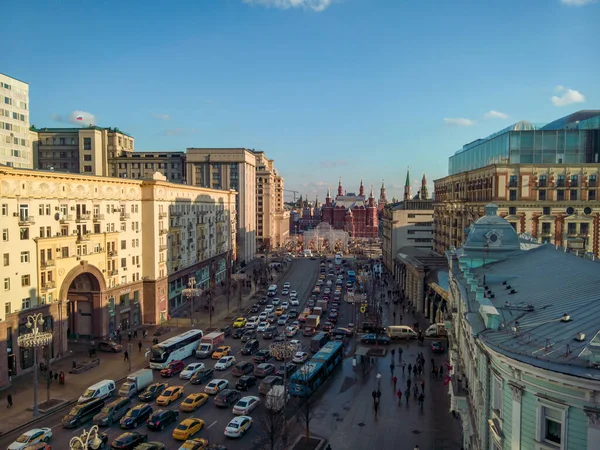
[51, 110, 96, 126]
[242, 0, 333, 12]
[152, 113, 170, 120]
[443, 117, 476, 127]
[551, 85, 586, 106]
[483, 110, 509, 120]
[560, 0, 596, 6]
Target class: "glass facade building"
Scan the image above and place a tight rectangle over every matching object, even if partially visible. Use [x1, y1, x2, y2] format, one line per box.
[449, 111, 600, 175]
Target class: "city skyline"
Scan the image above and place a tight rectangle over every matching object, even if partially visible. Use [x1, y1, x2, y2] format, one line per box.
[2, 0, 598, 201]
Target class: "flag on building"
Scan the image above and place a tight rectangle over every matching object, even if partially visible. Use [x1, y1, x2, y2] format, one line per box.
[76, 116, 83, 121]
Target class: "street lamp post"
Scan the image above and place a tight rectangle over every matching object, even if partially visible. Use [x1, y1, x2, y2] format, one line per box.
[69, 425, 104, 449]
[182, 277, 202, 327]
[17, 312, 53, 417]
[269, 338, 301, 439]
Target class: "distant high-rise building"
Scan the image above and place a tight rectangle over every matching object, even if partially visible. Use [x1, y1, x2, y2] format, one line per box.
[0, 73, 31, 168]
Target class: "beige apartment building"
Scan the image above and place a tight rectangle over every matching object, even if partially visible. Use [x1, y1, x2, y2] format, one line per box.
[433, 163, 600, 256]
[381, 199, 434, 273]
[0, 166, 236, 388]
[0, 73, 31, 169]
[110, 150, 185, 183]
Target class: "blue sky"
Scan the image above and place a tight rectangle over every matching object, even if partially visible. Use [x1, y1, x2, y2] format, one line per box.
[3, 0, 598, 201]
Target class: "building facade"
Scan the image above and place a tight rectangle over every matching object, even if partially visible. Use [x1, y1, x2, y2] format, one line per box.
[109, 150, 185, 183]
[446, 205, 600, 450]
[0, 73, 31, 169]
[0, 166, 236, 388]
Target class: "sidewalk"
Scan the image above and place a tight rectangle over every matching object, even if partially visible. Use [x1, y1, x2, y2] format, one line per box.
[0, 258, 294, 437]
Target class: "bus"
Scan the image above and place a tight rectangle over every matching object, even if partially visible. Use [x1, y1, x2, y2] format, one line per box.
[149, 329, 203, 369]
[347, 270, 356, 283]
[334, 253, 342, 265]
[289, 362, 325, 397]
[311, 341, 343, 377]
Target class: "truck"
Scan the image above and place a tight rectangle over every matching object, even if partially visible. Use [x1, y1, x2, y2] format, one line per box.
[305, 314, 320, 329]
[425, 323, 448, 337]
[312, 307, 323, 317]
[266, 385, 289, 412]
[298, 308, 312, 323]
[118, 369, 153, 397]
[195, 331, 225, 358]
[316, 300, 328, 313]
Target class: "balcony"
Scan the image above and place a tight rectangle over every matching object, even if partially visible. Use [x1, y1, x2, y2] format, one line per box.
[508, 181, 518, 188]
[60, 215, 74, 223]
[159, 229, 168, 235]
[159, 245, 167, 251]
[40, 281, 56, 291]
[40, 259, 55, 269]
[108, 269, 119, 276]
[158, 212, 167, 219]
[108, 251, 118, 258]
[120, 213, 131, 220]
[76, 213, 91, 222]
[18, 215, 35, 226]
[93, 214, 105, 221]
[77, 233, 91, 243]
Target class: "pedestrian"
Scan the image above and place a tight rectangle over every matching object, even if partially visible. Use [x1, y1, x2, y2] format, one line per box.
[421, 380, 425, 392]
[7, 394, 12, 408]
[414, 445, 420, 450]
[418, 392, 425, 408]
[133, 329, 138, 338]
[88, 348, 93, 359]
[124, 350, 129, 361]
[401, 362, 406, 375]
[390, 363, 395, 375]
[398, 347, 403, 361]
[391, 348, 395, 359]
[54, 372, 59, 382]
[439, 365, 444, 377]
[405, 388, 410, 403]
[72, 360, 76, 369]
[407, 378, 412, 390]
[393, 311, 396, 323]
[138, 341, 142, 352]
[128, 331, 132, 342]
[393, 375, 398, 390]
[413, 365, 417, 377]
[408, 363, 412, 374]
[397, 388, 402, 404]
[48, 370, 53, 381]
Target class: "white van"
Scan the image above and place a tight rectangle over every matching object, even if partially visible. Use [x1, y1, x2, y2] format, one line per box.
[78, 379, 116, 404]
[267, 284, 278, 297]
[386, 325, 418, 340]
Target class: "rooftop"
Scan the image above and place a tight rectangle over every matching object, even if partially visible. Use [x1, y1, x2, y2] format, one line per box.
[31, 126, 132, 137]
[388, 199, 433, 211]
[459, 245, 600, 380]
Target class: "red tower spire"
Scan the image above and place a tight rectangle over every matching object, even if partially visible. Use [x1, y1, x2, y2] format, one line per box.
[359, 178, 364, 197]
[337, 177, 343, 197]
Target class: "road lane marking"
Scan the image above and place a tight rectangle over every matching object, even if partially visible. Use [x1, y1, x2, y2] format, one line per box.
[207, 420, 218, 429]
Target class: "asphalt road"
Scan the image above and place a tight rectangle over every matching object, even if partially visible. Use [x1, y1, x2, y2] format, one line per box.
[23, 258, 329, 450]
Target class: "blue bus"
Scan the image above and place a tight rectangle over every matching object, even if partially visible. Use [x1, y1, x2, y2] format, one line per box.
[347, 270, 356, 283]
[312, 341, 343, 377]
[289, 362, 325, 397]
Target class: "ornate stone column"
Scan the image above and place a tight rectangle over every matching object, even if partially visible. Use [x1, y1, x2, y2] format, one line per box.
[509, 382, 524, 450]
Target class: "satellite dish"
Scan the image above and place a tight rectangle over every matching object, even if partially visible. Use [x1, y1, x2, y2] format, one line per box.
[54, 212, 61, 221]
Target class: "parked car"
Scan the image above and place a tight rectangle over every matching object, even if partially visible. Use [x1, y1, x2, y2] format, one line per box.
[110, 431, 147, 449]
[7, 427, 52, 449]
[431, 341, 445, 353]
[146, 409, 179, 431]
[97, 340, 123, 353]
[190, 368, 214, 385]
[160, 360, 184, 378]
[235, 375, 257, 391]
[360, 334, 391, 345]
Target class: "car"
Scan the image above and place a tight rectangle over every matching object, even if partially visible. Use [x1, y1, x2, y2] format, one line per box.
[283, 282, 291, 289]
[254, 363, 275, 378]
[179, 393, 209, 412]
[257, 321, 269, 332]
[241, 339, 260, 355]
[241, 330, 258, 343]
[146, 409, 179, 431]
[259, 312, 268, 321]
[258, 296, 269, 305]
[277, 315, 289, 326]
[292, 320, 301, 327]
[231, 361, 254, 377]
[236, 375, 257, 391]
[276, 363, 297, 378]
[293, 351, 309, 364]
[281, 301, 289, 310]
[215, 355, 236, 370]
[262, 326, 278, 339]
[190, 368, 214, 385]
[266, 313, 277, 324]
[274, 334, 286, 342]
[110, 431, 147, 449]
[322, 322, 334, 332]
[138, 383, 168, 402]
[288, 309, 298, 318]
[307, 300, 316, 308]
[290, 298, 299, 306]
[97, 340, 123, 353]
[264, 305, 274, 313]
[180, 362, 205, 380]
[275, 307, 284, 316]
[289, 339, 301, 346]
[332, 327, 353, 337]
[245, 316, 259, 329]
[233, 396, 260, 415]
[285, 325, 298, 337]
[219, 326, 232, 338]
[214, 389, 242, 407]
[177, 439, 208, 450]
[281, 288, 289, 296]
[204, 379, 229, 395]
[233, 328, 245, 339]
[289, 290, 298, 298]
[212, 345, 231, 359]
[360, 334, 391, 345]
[160, 360, 185, 377]
[173, 418, 205, 441]
[431, 341, 445, 353]
[253, 349, 271, 363]
[156, 386, 184, 406]
[8, 428, 52, 449]
[303, 326, 316, 337]
[271, 297, 281, 306]
[233, 317, 247, 328]
[250, 304, 260, 313]
[224, 416, 253, 438]
[120, 404, 153, 429]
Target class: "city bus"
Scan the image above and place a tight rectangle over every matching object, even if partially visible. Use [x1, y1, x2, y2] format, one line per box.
[347, 270, 356, 283]
[149, 329, 203, 369]
[311, 341, 343, 377]
[289, 362, 325, 397]
[334, 253, 342, 265]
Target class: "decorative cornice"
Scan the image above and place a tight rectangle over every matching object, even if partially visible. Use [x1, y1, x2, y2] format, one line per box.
[584, 408, 600, 427]
[508, 382, 525, 402]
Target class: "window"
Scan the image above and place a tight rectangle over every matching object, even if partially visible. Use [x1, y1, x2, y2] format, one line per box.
[538, 175, 547, 187]
[557, 190, 565, 201]
[491, 375, 503, 416]
[567, 223, 577, 235]
[589, 175, 597, 187]
[1, 204, 7, 216]
[3, 278, 9, 290]
[121, 240, 126, 250]
[539, 404, 564, 446]
[590, 190, 596, 201]
[21, 298, 30, 310]
[2, 229, 8, 241]
[84, 155, 92, 161]
[5, 302, 10, 314]
[557, 175, 565, 187]
[508, 207, 517, 215]
[20, 251, 29, 263]
[83, 137, 92, 150]
[20, 228, 29, 240]
[509, 190, 517, 201]
[21, 275, 30, 287]
[121, 257, 126, 268]
[580, 223, 589, 236]
[542, 207, 551, 216]
[538, 190, 547, 201]
[569, 190, 577, 201]
[2, 253, 8, 266]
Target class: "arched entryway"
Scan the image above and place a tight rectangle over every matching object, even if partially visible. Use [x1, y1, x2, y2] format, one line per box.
[59, 264, 106, 339]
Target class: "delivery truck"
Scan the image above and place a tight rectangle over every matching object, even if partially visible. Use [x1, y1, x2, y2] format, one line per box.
[195, 331, 225, 358]
[312, 307, 323, 317]
[425, 323, 448, 337]
[316, 300, 328, 313]
[118, 369, 153, 397]
[305, 315, 320, 329]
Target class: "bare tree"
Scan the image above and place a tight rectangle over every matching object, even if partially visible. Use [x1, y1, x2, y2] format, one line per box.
[292, 365, 318, 441]
[255, 404, 286, 450]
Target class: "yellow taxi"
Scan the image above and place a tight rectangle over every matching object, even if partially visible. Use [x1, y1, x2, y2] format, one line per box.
[211, 345, 231, 359]
[275, 306, 284, 316]
[179, 438, 209, 449]
[172, 418, 205, 441]
[180, 392, 209, 412]
[233, 317, 247, 328]
[156, 385, 184, 406]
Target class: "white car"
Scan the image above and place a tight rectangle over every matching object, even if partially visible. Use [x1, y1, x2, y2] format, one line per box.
[281, 288, 289, 296]
[293, 351, 309, 364]
[8, 428, 53, 450]
[224, 415, 253, 438]
[281, 301, 289, 310]
[289, 339, 302, 347]
[289, 290, 298, 298]
[264, 305, 274, 313]
[232, 396, 260, 415]
[205, 379, 229, 395]
[180, 362, 205, 380]
[257, 322, 269, 332]
[285, 325, 298, 337]
[283, 282, 291, 289]
[272, 298, 281, 306]
[290, 298, 299, 306]
[245, 316, 259, 329]
[215, 356, 236, 370]
[259, 312, 268, 321]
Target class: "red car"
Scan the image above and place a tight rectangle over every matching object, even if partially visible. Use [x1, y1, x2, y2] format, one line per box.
[160, 360, 185, 377]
